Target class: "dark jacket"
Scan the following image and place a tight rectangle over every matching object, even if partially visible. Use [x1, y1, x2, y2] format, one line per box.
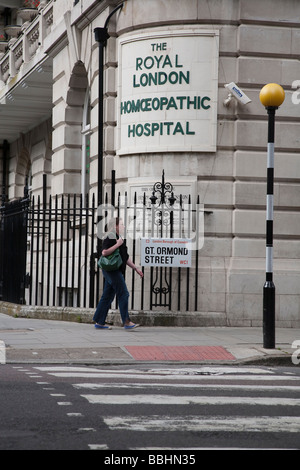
[102, 233, 129, 274]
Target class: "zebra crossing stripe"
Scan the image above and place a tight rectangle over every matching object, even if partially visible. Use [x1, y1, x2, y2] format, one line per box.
[0, 340, 5, 364]
[81, 394, 300, 407]
[34, 366, 300, 382]
[103, 415, 300, 434]
[74, 382, 300, 392]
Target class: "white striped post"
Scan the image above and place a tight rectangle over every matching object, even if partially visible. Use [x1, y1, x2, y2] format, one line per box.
[259, 83, 285, 349]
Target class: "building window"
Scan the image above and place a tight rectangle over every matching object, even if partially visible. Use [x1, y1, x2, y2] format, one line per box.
[81, 89, 92, 198]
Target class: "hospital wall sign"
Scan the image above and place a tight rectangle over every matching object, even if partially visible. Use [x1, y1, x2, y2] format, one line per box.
[117, 29, 219, 155]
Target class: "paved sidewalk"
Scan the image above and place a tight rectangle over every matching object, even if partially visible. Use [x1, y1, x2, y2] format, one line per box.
[0, 313, 299, 365]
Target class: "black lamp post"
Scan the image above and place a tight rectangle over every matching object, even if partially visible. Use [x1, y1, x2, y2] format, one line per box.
[259, 83, 285, 349]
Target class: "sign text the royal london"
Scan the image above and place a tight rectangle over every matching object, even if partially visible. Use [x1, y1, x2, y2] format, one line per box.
[117, 29, 219, 154]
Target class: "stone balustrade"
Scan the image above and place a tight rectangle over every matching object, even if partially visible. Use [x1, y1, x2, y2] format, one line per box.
[0, 1, 53, 86]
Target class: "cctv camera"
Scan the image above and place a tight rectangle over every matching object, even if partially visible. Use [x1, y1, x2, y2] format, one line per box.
[224, 82, 251, 105]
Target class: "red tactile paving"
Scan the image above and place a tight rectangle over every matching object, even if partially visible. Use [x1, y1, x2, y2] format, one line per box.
[124, 345, 235, 361]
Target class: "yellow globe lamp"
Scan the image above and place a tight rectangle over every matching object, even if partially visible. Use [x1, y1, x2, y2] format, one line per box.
[259, 83, 285, 108]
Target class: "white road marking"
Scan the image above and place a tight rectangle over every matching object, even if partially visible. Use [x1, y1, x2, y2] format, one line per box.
[104, 415, 300, 433]
[73, 382, 300, 392]
[24, 365, 300, 446]
[33, 365, 275, 377]
[33, 366, 300, 383]
[88, 444, 109, 450]
[33, 371, 300, 381]
[81, 394, 300, 407]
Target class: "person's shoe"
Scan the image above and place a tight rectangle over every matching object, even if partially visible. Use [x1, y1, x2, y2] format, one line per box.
[94, 324, 112, 329]
[124, 323, 139, 330]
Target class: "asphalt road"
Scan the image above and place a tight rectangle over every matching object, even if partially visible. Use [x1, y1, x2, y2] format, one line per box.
[1, 363, 300, 452]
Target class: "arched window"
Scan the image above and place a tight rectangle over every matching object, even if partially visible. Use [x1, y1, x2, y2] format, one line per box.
[81, 88, 92, 198]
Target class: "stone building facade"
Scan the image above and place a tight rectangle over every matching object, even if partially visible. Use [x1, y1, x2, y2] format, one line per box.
[0, 0, 299, 326]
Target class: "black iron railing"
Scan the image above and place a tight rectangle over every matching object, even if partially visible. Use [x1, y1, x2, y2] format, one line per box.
[2, 180, 203, 311]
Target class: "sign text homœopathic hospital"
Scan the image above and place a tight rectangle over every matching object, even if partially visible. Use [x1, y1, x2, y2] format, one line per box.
[117, 29, 219, 155]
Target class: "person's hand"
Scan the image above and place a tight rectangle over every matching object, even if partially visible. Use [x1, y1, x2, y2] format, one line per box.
[116, 238, 124, 248]
[135, 267, 143, 278]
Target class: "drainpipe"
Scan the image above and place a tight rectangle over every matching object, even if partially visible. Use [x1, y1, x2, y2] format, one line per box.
[90, 3, 124, 307]
[1, 140, 9, 207]
[94, 1, 124, 209]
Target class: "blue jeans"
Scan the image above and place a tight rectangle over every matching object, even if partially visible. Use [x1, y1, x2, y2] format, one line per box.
[93, 270, 130, 325]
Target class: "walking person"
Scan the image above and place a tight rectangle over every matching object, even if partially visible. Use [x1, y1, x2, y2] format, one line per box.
[93, 217, 143, 330]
